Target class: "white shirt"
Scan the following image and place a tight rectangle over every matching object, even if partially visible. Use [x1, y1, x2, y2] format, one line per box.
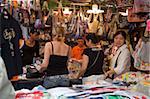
[110, 44, 131, 77]
[0, 57, 15, 99]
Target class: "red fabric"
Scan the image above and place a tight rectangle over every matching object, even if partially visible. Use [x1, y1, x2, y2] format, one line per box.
[128, 8, 147, 22]
[146, 19, 150, 32]
[133, 0, 150, 13]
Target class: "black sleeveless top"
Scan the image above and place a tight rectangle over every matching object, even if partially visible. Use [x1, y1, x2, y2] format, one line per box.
[46, 42, 70, 76]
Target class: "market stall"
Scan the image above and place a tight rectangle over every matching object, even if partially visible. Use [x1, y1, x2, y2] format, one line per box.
[0, 0, 149, 99]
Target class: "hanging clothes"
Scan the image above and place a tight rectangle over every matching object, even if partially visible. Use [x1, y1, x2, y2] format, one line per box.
[0, 9, 23, 79]
[88, 14, 99, 33]
[97, 13, 104, 36]
[132, 38, 150, 71]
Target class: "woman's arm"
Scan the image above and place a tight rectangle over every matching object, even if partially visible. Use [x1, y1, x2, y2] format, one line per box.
[39, 42, 51, 72]
[77, 54, 89, 78]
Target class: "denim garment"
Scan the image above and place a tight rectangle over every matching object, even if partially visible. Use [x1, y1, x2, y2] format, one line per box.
[43, 75, 70, 89]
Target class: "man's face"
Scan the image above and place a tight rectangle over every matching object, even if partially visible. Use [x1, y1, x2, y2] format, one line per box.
[77, 39, 84, 47]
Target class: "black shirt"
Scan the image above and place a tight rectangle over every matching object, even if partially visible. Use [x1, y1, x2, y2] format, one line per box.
[1, 12, 23, 79]
[83, 48, 104, 77]
[21, 41, 39, 66]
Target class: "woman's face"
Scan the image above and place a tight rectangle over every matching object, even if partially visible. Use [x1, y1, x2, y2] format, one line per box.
[114, 34, 125, 47]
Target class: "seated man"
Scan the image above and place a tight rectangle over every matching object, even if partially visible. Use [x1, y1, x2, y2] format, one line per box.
[0, 56, 15, 99]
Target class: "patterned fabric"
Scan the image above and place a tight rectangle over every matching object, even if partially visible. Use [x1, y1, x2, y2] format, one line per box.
[132, 39, 150, 71]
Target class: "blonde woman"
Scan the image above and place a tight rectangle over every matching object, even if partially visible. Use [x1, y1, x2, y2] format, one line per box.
[39, 29, 72, 76]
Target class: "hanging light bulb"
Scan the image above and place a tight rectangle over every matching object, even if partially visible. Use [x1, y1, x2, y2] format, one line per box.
[119, 9, 128, 16]
[87, 4, 104, 14]
[63, 7, 72, 15]
[92, 4, 98, 11]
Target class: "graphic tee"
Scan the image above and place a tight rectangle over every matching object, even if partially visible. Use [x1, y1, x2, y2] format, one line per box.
[1, 13, 23, 79]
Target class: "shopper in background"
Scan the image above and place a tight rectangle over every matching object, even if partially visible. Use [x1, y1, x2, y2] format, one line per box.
[20, 28, 39, 66]
[68, 37, 86, 79]
[105, 31, 131, 79]
[77, 33, 104, 78]
[71, 37, 86, 61]
[0, 56, 15, 99]
[39, 27, 72, 76]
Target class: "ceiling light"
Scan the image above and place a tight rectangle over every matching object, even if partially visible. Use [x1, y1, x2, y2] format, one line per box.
[87, 4, 104, 14]
[63, 7, 72, 15]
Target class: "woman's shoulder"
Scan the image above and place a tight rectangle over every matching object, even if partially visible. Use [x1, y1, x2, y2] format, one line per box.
[119, 45, 130, 54]
[84, 48, 92, 53]
[44, 42, 53, 48]
[119, 44, 129, 51]
[45, 41, 52, 45]
[63, 43, 71, 49]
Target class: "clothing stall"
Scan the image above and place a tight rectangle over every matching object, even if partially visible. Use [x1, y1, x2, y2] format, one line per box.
[0, 0, 149, 99]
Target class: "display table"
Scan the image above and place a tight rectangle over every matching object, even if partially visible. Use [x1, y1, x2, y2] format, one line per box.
[11, 74, 82, 90]
[11, 75, 43, 90]
[14, 72, 150, 99]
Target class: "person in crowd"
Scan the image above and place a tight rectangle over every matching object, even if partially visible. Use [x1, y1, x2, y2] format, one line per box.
[68, 37, 86, 79]
[39, 28, 72, 76]
[105, 31, 131, 79]
[20, 28, 39, 66]
[71, 37, 86, 61]
[76, 33, 104, 78]
[0, 56, 15, 99]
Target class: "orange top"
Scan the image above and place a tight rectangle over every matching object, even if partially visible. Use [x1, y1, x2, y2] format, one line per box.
[71, 46, 86, 60]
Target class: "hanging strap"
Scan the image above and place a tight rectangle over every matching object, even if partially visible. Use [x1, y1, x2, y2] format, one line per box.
[114, 51, 122, 68]
[50, 42, 54, 55]
[112, 51, 122, 79]
[86, 50, 101, 71]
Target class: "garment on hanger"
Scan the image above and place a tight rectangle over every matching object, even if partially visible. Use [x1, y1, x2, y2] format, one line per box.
[107, 14, 118, 40]
[0, 9, 23, 79]
[88, 14, 99, 33]
[97, 13, 104, 36]
[128, 8, 148, 22]
[133, 37, 150, 71]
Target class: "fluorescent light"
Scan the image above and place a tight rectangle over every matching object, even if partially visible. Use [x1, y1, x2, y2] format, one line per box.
[87, 4, 104, 14]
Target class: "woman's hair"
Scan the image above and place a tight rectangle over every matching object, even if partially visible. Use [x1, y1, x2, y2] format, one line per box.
[85, 33, 100, 44]
[55, 27, 65, 41]
[29, 28, 40, 35]
[56, 34, 65, 41]
[113, 31, 126, 40]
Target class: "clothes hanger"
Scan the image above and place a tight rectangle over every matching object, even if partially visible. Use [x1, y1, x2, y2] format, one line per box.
[2, 9, 9, 19]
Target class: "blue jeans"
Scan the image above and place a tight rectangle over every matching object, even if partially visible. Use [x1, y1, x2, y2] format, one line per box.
[43, 75, 70, 88]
